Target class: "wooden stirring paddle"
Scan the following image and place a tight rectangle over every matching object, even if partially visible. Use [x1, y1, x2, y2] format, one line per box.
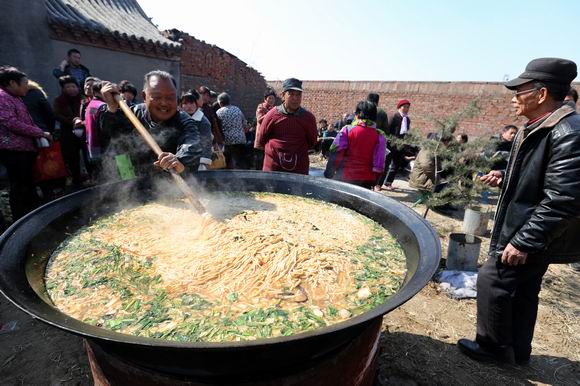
[114, 95, 206, 213]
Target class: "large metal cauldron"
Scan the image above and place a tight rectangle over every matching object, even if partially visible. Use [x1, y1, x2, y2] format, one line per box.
[0, 171, 440, 382]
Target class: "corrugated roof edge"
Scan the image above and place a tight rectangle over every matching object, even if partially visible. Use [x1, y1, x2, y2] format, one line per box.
[45, 0, 180, 49]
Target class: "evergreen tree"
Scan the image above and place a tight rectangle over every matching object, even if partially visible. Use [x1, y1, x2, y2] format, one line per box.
[389, 100, 498, 212]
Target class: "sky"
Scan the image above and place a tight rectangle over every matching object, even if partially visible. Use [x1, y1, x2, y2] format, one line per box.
[138, 0, 580, 82]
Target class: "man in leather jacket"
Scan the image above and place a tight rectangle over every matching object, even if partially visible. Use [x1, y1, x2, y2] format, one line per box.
[458, 58, 579, 365]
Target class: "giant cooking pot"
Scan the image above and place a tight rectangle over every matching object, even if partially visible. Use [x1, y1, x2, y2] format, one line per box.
[0, 171, 440, 381]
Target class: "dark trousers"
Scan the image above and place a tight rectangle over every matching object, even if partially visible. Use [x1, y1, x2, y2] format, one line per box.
[476, 256, 549, 361]
[60, 133, 83, 184]
[376, 151, 393, 186]
[254, 149, 264, 170]
[0, 150, 40, 220]
[38, 177, 66, 201]
[378, 148, 409, 186]
[224, 144, 248, 170]
[81, 143, 93, 179]
[320, 138, 334, 158]
[385, 149, 408, 184]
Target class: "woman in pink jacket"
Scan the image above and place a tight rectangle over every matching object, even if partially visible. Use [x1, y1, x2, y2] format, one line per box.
[325, 101, 387, 189]
[0, 66, 52, 220]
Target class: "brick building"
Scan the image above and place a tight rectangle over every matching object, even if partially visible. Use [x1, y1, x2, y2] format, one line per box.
[1, 0, 267, 118]
[268, 80, 580, 138]
[165, 29, 267, 119]
[2, 0, 181, 99]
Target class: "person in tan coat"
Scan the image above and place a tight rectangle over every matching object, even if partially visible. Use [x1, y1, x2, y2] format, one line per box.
[409, 135, 451, 193]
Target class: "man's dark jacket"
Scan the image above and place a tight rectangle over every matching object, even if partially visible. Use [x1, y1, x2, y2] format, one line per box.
[489, 104, 580, 263]
[22, 88, 55, 132]
[99, 103, 202, 173]
[388, 112, 410, 138]
[52, 64, 91, 87]
[376, 108, 389, 132]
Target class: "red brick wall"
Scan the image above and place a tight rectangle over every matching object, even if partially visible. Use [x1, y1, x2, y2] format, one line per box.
[171, 30, 268, 120]
[267, 80, 580, 137]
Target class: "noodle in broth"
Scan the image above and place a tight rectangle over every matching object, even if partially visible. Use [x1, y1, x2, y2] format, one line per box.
[45, 193, 406, 342]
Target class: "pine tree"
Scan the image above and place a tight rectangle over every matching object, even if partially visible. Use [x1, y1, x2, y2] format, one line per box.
[389, 100, 499, 212]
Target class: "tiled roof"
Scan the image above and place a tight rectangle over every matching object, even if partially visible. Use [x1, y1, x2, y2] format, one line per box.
[45, 0, 179, 48]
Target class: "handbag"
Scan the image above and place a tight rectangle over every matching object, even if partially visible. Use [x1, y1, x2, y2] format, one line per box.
[208, 150, 226, 170]
[324, 150, 348, 179]
[324, 126, 350, 179]
[33, 141, 68, 183]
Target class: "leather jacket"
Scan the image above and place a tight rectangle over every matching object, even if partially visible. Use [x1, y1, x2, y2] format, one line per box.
[489, 104, 580, 264]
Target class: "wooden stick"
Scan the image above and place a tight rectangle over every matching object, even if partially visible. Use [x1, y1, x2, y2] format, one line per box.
[115, 96, 163, 156]
[114, 95, 205, 213]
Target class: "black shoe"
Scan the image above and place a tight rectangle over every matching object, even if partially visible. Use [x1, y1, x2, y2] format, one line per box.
[457, 339, 498, 363]
[515, 356, 530, 366]
[457, 339, 516, 365]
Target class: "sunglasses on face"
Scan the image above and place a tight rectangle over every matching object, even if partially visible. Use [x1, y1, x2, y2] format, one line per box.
[514, 88, 540, 97]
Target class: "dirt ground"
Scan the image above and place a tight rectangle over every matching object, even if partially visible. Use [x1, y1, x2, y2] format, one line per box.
[375, 181, 579, 386]
[0, 169, 578, 385]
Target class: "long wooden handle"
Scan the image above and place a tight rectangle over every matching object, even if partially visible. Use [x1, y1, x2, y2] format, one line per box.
[113, 95, 206, 214]
[114, 95, 163, 156]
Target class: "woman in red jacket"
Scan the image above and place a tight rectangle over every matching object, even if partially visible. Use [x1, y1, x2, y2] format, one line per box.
[326, 101, 387, 189]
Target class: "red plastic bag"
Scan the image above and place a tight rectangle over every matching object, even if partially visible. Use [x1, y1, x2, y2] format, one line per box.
[33, 141, 68, 183]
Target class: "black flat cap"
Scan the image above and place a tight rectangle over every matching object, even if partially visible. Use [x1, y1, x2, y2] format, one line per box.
[505, 58, 577, 90]
[282, 78, 303, 92]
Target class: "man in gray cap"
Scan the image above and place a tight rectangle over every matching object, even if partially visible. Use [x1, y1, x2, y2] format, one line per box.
[458, 58, 580, 365]
[255, 78, 317, 174]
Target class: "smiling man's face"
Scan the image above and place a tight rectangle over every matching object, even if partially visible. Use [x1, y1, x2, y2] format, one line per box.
[143, 76, 177, 123]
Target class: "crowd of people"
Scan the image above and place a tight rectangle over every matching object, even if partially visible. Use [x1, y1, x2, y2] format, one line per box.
[0, 49, 252, 223]
[1, 49, 580, 372]
[2, 48, 580, 226]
